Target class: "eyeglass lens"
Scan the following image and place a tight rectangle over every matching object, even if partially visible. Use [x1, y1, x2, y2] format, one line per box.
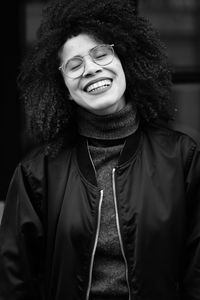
[63, 44, 114, 78]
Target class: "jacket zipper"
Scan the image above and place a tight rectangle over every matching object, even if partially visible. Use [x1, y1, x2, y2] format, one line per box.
[112, 168, 131, 300]
[86, 140, 104, 300]
[87, 140, 97, 178]
[86, 189, 104, 300]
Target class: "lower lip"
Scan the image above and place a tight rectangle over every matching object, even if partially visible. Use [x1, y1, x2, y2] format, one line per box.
[87, 84, 112, 95]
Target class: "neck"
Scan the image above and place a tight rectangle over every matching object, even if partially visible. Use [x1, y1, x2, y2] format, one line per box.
[76, 102, 139, 140]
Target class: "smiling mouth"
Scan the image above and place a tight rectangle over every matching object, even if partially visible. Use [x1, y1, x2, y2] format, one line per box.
[84, 79, 112, 93]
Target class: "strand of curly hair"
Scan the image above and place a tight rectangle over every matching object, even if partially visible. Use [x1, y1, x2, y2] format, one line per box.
[18, 0, 175, 156]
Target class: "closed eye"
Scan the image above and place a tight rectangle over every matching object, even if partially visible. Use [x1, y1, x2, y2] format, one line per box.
[67, 59, 83, 71]
[95, 53, 108, 59]
[70, 64, 82, 70]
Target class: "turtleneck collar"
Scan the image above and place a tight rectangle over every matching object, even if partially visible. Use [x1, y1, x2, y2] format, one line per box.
[76, 102, 139, 140]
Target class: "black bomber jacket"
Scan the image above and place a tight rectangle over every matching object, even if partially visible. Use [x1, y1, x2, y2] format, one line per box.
[0, 125, 200, 300]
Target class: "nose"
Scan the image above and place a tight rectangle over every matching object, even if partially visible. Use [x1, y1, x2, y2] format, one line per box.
[82, 56, 102, 78]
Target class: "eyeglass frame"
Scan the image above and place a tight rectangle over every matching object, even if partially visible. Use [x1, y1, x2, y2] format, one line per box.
[58, 44, 115, 79]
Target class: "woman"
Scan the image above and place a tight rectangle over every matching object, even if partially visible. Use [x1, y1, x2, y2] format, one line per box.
[0, 0, 199, 299]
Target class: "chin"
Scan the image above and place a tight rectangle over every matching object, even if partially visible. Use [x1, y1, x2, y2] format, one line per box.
[90, 102, 122, 115]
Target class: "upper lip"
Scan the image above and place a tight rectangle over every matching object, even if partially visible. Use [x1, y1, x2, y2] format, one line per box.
[83, 77, 113, 92]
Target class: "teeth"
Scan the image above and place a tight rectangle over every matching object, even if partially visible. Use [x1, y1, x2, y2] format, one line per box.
[86, 80, 111, 92]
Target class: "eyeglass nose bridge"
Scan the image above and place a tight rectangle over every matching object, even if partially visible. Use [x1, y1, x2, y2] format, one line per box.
[81, 50, 94, 61]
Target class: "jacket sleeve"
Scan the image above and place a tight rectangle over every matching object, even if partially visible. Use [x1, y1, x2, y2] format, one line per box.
[182, 142, 200, 300]
[0, 163, 45, 300]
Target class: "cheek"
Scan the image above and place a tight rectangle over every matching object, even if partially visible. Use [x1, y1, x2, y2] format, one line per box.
[64, 78, 78, 95]
[119, 65, 126, 80]
[116, 64, 126, 89]
[63, 79, 84, 103]
[113, 58, 126, 79]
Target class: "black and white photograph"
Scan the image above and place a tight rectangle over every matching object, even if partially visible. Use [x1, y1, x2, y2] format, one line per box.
[0, 0, 200, 299]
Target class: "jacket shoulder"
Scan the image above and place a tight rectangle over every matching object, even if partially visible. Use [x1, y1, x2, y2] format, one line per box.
[146, 124, 198, 149]
[14, 145, 74, 220]
[20, 144, 74, 174]
[144, 124, 199, 168]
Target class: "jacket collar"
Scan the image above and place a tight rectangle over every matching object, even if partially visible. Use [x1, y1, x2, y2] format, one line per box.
[76, 125, 142, 187]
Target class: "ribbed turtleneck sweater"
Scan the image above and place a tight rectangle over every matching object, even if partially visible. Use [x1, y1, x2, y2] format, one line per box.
[76, 103, 138, 300]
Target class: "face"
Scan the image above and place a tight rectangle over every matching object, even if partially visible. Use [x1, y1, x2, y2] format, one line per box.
[59, 33, 126, 115]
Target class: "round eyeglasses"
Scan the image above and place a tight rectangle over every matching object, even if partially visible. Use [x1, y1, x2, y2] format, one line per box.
[58, 44, 115, 79]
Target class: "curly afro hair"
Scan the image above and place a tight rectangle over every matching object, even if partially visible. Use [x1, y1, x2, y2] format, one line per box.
[18, 0, 175, 155]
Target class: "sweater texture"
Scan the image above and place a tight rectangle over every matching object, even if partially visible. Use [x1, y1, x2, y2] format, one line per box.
[76, 103, 138, 299]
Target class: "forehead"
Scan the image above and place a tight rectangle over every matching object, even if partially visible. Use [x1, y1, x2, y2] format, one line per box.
[59, 33, 101, 62]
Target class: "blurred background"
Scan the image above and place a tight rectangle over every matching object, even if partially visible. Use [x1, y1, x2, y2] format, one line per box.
[0, 0, 200, 219]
